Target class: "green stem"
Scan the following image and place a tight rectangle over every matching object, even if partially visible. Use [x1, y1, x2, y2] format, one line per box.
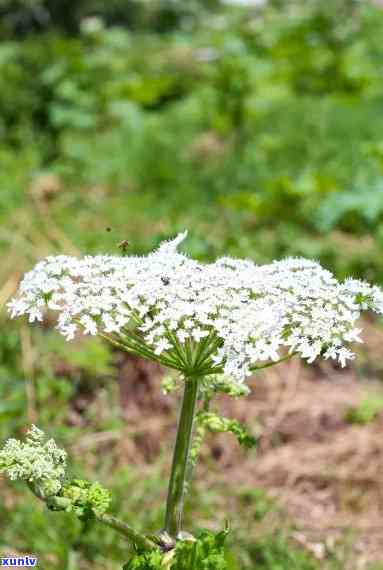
[94, 512, 156, 552]
[249, 352, 296, 372]
[185, 390, 211, 489]
[28, 484, 156, 552]
[164, 376, 199, 537]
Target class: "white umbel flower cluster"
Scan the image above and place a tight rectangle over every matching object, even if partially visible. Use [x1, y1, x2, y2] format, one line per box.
[8, 232, 383, 382]
[0, 425, 67, 496]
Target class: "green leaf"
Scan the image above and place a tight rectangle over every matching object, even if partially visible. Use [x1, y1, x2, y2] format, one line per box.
[124, 529, 229, 570]
[197, 411, 257, 449]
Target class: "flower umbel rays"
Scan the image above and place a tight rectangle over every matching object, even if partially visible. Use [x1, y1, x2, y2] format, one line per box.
[8, 232, 383, 382]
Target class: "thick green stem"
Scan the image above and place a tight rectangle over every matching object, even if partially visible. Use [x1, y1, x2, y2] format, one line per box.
[165, 377, 199, 537]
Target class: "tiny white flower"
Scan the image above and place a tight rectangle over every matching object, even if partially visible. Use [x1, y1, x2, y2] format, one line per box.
[344, 328, 363, 343]
[177, 329, 189, 343]
[80, 315, 98, 336]
[154, 338, 172, 355]
[61, 323, 77, 341]
[337, 347, 355, 368]
[28, 306, 43, 323]
[191, 328, 209, 342]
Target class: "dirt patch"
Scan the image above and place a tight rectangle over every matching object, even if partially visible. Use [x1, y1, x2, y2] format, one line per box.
[211, 356, 383, 568]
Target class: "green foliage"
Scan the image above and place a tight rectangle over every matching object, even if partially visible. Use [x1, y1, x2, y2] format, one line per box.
[125, 528, 325, 570]
[247, 534, 320, 570]
[189, 403, 257, 472]
[0, 0, 213, 37]
[44, 335, 114, 378]
[196, 411, 257, 449]
[161, 374, 180, 395]
[199, 376, 250, 398]
[237, 488, 275, 522]
[61, 479, 112, 517]
[345, 396, 383, 425]
[125, 529, 229, 570]
[2, 1, 383, 279]
[123, 549, 163, 570]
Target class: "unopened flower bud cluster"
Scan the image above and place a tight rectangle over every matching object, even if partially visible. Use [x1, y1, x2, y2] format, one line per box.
[0, 425, 67, 496]
[62, 479, 111, 516]
[8, 232, 383, 382]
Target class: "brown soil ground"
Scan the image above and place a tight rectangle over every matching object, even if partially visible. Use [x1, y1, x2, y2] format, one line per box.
[219, 360, 383, 568]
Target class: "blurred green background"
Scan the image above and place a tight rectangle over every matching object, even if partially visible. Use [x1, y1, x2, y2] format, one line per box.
[1, 0, 383, 568]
